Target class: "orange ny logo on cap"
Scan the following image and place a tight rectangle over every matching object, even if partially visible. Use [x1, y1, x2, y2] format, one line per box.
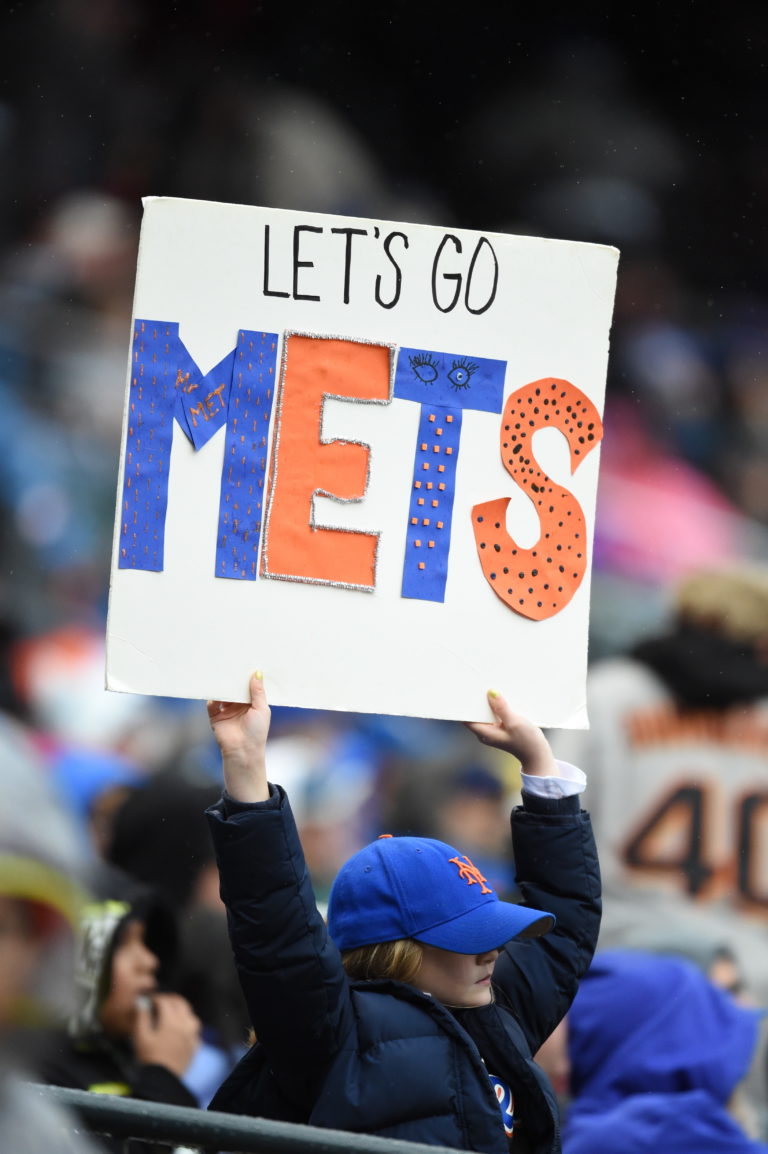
[448, 855, 493, 894]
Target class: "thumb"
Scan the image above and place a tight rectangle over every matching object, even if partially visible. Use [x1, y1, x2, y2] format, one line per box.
[487, 688, 506, 723]
[249, 670, 266, 706]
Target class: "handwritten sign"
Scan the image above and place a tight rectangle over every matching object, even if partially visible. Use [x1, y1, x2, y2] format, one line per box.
[106, 197, 618, 725]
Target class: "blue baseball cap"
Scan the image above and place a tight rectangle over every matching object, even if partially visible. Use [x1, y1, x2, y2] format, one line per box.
[327, 834, 555, 954]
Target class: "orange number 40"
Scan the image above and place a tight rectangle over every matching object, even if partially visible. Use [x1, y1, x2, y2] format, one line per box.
[622, 780, 768, 910]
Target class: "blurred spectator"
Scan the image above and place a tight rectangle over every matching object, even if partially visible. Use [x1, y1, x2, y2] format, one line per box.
[549, 563, 768, 1003]
[106, 769, 251, 1065]
[12, 626, 145, 753]
[0, 714, 86, 1034]
[106, 770, 221, 912]
[50, 744, 143, 859]
[430, 761, 517, 898]
[0, 706, 101, 1151]
[611, 921, 748, 992]
[593, 399, 762, 586]
[10, 624, 202, 774]
[719, 321, 768, 525]
[251, 720, 384, 902]
[563, 950, 768, 1152]
[37, 868, 204, 1151]
[617, 320, 722, 472]
[0, 188, 138, 631]
[457, 40, 685, 245]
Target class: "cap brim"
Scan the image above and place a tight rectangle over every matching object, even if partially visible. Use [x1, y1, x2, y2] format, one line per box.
[413, 899, 555, 954]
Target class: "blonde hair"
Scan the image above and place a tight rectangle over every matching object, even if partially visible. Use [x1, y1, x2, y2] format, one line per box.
[342, 938, 424, 985]
[246, 938, 426, 1046]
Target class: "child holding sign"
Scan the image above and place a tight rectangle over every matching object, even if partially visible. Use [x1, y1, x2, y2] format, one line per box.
[205, 675, 600, 1154]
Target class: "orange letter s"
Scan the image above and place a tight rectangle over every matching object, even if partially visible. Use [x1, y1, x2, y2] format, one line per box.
[472, 378, 603, 621]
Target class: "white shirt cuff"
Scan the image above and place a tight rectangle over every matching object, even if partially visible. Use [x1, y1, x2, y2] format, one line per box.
[520, 759, 586, 799]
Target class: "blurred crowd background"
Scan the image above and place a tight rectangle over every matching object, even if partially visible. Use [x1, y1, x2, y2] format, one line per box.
[2, 1, 768, 1143]
[0, 3, 766, 652]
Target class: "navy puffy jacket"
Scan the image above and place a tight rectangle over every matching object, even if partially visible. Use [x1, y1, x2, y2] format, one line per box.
[206, 785, 601, 1153]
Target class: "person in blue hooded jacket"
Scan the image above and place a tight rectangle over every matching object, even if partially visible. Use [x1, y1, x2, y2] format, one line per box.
[204, 673, 601, 1154]
[564, 949, 768, 1154]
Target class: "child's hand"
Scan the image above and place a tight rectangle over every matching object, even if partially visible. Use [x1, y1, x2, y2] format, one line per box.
[465, 690, 557, 777]
[208, 671, 271, 757]
[208, 671, 271, 802]
[132, 993, 201, 1078]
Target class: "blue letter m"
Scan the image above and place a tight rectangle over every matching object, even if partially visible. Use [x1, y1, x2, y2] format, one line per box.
[118, 320, 278, 579]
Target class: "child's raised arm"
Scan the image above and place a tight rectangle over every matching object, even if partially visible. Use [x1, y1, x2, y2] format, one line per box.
[465, 689, 557, 777]
[208, 672, 271, 803]
[205, 673, 355, 1116]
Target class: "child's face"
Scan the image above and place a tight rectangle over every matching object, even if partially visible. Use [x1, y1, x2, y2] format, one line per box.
[0, 896, 43, 1026]
[99, 919, 159, 1038]
[414, 943, 500, 1008]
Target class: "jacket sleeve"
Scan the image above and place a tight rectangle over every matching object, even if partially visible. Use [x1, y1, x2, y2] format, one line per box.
[492, 791, 601, 1053]
[130, 1063, 198, 1107]
[205, 786, 355, 1112]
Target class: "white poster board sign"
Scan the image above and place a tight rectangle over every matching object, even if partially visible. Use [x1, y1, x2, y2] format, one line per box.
[106, 197, 618, 726]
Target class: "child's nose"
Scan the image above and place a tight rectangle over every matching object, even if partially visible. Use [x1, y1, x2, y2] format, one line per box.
[138, 943, 159, 974]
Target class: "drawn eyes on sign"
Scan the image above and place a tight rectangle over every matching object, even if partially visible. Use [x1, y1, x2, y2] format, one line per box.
[409, 352, 439, 383]
[447, 358, 478, 391]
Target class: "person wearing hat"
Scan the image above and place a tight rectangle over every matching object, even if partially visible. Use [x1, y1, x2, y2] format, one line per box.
[37, 872, 203, 1151]
[0, 711, 103, 1154]
[548, 562, 768, 1005]
[563, 949, 768, 1153]
[204, 674, 600, 1154]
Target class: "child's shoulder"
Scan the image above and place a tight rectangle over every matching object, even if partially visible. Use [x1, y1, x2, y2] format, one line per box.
[349, 979, 455, 1039]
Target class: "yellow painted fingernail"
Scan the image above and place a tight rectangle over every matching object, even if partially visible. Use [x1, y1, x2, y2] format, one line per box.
[253, 670, 263, 680]
[488, 688, 499, 698]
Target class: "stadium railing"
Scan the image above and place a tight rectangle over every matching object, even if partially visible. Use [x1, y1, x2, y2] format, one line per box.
[30, 1083, 465, 1154]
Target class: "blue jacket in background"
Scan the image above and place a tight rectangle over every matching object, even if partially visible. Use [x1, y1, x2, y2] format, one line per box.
[205, 784, 601, 1153]
[565, 949, 768, 1154]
